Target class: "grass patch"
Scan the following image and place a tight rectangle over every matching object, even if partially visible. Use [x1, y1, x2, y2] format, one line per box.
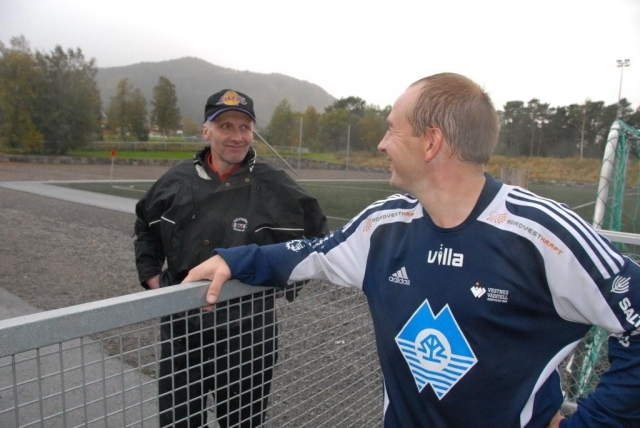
[58, 148, 620, 185]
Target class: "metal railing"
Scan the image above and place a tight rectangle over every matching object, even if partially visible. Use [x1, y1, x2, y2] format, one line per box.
[1, 280, 381, 427]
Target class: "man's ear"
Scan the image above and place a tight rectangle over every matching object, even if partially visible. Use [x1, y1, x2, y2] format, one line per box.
[423, 127, 444, 162]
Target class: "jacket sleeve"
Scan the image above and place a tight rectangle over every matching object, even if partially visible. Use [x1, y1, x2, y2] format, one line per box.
[133, 181, 168, 289]
[267, 169, 328, 239]
[563, 332, 640, 426]
[562, 257, 640, 427]
[300, 192, 328, 237]
[215, 214, 370, 291]
[214, 240, 325, 290]
[271, 171, 328, 300]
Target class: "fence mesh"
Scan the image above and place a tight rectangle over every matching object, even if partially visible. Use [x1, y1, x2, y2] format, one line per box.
[1, 280, 382, 428]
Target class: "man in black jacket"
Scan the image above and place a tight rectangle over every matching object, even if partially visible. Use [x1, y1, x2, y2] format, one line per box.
[134, 89, 327, 427]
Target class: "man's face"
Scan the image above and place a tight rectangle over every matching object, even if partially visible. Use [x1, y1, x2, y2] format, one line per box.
[377, 86, 424, 192]
[203, 111, 254, 170]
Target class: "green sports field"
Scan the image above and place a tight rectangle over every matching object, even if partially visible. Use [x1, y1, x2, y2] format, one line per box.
[56, 180, 602, 231]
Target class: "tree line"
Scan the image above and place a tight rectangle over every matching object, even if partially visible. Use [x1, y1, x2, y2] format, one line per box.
[498, 98, 639, 158]
[0, 36, 181, 154]
[266, 96, 640, 159]
[2, 36, 639, 158]
[264, 97, 390, 154]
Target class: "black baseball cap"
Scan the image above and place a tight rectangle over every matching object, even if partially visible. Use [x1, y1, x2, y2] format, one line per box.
[204, 89, 256, 123]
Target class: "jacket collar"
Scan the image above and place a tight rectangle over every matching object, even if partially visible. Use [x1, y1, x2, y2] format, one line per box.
[193, 146, 257, 180]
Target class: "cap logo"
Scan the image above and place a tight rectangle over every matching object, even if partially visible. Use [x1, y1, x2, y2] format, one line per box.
[217, 90, 247, 107]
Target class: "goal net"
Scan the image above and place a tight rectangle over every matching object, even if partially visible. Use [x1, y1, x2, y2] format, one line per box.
[563, 119, 640, 405]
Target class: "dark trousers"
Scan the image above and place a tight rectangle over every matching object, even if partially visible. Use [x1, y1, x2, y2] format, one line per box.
[158, 305, 277, 428]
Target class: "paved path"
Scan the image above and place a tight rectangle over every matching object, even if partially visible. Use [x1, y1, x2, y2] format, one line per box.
[0, 180, 138, 214]
[0, 179, 140, 324]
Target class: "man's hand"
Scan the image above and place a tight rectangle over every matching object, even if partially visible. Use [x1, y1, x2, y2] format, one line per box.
[146, 275, 160, 290]
[181, 255, 231, 311]
[547, 411, 565, 428]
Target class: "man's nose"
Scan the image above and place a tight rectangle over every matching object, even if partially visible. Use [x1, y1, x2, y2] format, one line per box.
[377, 138, 386, 153]
[229, 127, 243, 140]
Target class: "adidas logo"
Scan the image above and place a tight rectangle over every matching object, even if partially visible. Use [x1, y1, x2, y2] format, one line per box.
[389, 267, 410, 285]
[471, 286, 486, 298]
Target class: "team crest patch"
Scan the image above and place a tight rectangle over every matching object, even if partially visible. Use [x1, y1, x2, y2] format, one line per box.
[217, 90, 247, 106]
[286, 240, 305, 252]
[396, 299, 477, 399]
[232, 217, 248, 232]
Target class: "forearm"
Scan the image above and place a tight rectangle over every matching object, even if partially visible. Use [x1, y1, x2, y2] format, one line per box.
[215, 243, 294, 288]
[215, 230, 366, 290]
[562, 334, 640, 426]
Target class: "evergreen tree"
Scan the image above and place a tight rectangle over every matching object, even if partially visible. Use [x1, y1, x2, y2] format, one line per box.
[151, 76, 180, 137]
[319, 109, 350, 151]
[33, 45, 101, 154]
[106, 79, 149, 141]
[302, 106, 320, 149]
[357, 109, 387, 151]
[325, 96, 366, 116]
[128, 87, 149, 141]
[106, 78, 132, 140]
[267, 99, 297, 146]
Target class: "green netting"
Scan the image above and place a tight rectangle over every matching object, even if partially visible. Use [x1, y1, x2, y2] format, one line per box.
[603, 120, 640, 233]
[572, 120, 640, 399]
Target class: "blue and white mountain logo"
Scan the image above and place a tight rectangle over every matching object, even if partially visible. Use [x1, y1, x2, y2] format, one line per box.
[395, 299, 477, 399]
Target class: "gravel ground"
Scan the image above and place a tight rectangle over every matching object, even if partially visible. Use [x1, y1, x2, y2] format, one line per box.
[0, 162, 170, 309]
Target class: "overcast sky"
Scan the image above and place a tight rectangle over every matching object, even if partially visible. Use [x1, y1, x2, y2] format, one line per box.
[1, 0, 639, 111]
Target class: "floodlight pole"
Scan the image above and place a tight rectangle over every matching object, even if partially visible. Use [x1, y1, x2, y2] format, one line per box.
[616, 59, 630, 117]
[297, 117, 303, 172]
[580, 99, 589, 160]
[345, 124, 351, 179]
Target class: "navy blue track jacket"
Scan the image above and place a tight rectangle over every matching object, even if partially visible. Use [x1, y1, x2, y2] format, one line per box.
[214, 174, 640, 427]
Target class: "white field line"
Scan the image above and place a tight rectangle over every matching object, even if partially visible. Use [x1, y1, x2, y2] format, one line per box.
[110, 184, 147, 193]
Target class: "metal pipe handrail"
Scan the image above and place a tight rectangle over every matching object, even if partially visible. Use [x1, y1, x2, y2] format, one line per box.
[0, 280, 269, 357]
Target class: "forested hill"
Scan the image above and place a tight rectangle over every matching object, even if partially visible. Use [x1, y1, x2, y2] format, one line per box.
[95, 57, 335, 128]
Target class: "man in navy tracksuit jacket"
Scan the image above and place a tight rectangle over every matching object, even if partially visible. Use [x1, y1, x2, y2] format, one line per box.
[183, 74, 640, 427]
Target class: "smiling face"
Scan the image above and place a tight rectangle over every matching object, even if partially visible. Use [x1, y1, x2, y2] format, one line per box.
[377, 85, 426, 193]
[203, 110, 254, 175]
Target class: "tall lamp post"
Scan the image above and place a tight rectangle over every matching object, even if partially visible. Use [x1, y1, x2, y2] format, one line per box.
[617, 59, 630, 117]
